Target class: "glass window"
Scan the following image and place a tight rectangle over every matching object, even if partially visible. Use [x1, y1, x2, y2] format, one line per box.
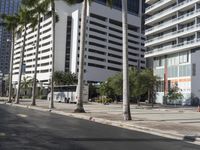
[179, 64, 191, 77]
[179, 51, 189, 64]
[168, 66, 178, 78]
[94, 0, 139, 14]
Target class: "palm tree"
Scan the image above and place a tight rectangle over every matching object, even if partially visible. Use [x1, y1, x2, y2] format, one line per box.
[1, 14, 19, 103]
[49, 0, 56, 109]
[22, 0, 65, 109]
[21, 76, 32, 96]
[15, 7, 35, 104]
[41, 0, 83, 109]
[73, 0, 88, 113]
[41, 0, 85, 110]
[31, 7, 42, 106]
[64, 0, 113, 113]
[122, 0, 131, 120]
[19, 0, 113, 110]
[19, 0, 59, 108]
[21, 0, 50, 106]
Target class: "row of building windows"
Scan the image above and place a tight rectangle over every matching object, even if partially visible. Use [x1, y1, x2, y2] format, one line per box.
[155, 64, 192, 79]
[14, 40, 52, 56]
[90, 13, 140, 32]
[88, 62, 143, 71]
[15, 24, 51, 44]
[85, 12, 145, 70]
[13, 69, 51, 75]
[94, 0, 140, 15]
[154, 51, 190, 67]
[89, 29, 141, 46]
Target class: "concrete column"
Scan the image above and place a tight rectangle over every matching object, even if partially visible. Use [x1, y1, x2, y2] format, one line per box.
[195, 3, 198, 41]
[195, 3, 197, 11]
[139, 0, 143, 18]
[176, 24, 179, 44]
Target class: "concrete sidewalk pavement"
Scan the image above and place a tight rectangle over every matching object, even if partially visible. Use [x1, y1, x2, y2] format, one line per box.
[0, 98, 200, 145]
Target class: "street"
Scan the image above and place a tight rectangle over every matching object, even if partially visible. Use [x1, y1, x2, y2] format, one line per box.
[0, 105, 199, 150]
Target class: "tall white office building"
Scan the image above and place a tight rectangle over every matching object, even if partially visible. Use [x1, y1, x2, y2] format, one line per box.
[12, 0, 145, 87]
[145, 0, 200, 105]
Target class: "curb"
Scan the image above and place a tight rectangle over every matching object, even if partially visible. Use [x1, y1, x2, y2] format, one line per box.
[1, 102, 200, 145]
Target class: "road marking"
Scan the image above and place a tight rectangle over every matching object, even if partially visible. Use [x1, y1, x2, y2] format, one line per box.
[17, 114, 28, 118]
[0, 133, 6, 136]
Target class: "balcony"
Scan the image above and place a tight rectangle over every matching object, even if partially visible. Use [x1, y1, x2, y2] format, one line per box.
[145, 38, 200, 58]
[146, 0, 172, 13]
[145, 8, 200, 35]
[146, 0, 198, 25]
[145, 23, 200, 46]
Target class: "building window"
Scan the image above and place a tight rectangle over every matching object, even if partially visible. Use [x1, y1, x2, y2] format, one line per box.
[168, 54, 178, 66]
[88, 49, 106, 55]
[107, 66, 121, 71]
[88, 56, 106, 62]
[179, 64, 191, 77]
[90, 21, 106, 28]
[168, 66, 178, 78]
[179, 51, 189, 64]
[88, 63, 105, 69]
[90, 13, 107, 21]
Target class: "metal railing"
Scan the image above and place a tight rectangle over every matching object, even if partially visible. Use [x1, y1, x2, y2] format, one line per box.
[146, 0, 195, 22]
[146, 0, 166, 11]
[145, 38, 200, 55]
[146, 8, 200, 33]
[146, 23, 200, 44]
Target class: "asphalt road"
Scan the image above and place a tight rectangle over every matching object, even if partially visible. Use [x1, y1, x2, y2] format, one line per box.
[0, 105, 199, 150]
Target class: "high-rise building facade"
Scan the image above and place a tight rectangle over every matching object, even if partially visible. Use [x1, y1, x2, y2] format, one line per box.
[0, 0, 21, 74]
[12, 1, 145, 87]
[95, 0, 140, 15]
[145, 0, 200, 105]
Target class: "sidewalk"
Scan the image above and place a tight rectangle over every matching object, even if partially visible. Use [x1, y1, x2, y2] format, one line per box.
[1, 97, 200, 145]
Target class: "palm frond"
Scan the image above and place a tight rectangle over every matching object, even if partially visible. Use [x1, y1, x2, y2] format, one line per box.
[0, 14, 19, 31]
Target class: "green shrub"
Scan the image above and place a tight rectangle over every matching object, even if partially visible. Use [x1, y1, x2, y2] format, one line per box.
[40, 95, 47, 100]
[22, 96, 31, 99]
[95, 98, 113, 104]
[95, 99, 102, 103]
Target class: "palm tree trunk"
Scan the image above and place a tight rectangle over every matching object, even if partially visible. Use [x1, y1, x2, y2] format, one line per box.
[31, 13, 41, 106]
[148, 89, 150, 104]
[74, 0, 87, 113]
[122, 0, 131, 120]
[8, 30, 15, 103]
[49, 0, 55, 109]
[137, 96, 141, 106]
[15, 26, 27, 104]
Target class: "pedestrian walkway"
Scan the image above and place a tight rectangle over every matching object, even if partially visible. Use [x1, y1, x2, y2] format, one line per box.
[0, 97, 200, 144]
